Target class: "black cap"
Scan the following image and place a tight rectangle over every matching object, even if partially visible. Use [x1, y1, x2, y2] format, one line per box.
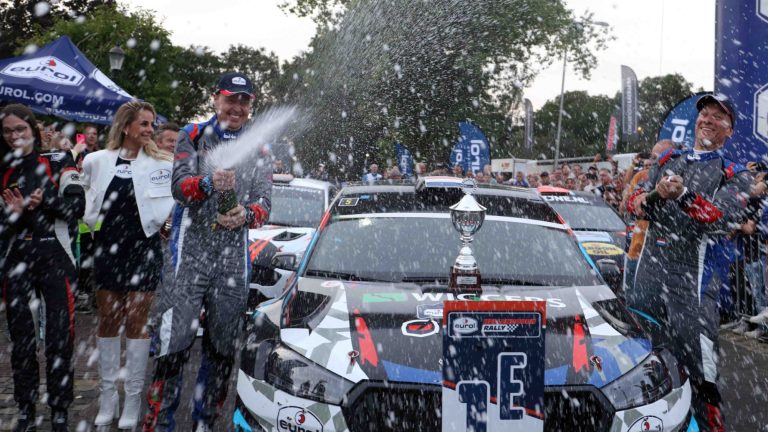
[216, 72, 255, 97]
[540, 171, 549, 176]
[696, 94, 735, 126]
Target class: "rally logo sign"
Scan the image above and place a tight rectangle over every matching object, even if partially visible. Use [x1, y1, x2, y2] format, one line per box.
[150, 169, 171, 184]
[277, 406, 323, 432]
[1, 56, 85, 86]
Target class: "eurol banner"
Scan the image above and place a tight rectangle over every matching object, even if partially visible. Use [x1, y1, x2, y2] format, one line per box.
[449, 121, 492, 175]
[714, 0, 768, 162]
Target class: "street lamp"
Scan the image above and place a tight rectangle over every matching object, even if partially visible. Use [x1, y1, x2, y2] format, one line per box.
[108, 45, 125, 72]
[553, 20, 609, 170]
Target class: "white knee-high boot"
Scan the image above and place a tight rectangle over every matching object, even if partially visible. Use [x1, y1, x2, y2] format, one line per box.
[94, 336, 121, 425]
[118, 338, 151, 430]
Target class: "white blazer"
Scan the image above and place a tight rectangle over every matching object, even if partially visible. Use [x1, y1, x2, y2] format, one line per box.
[82, 148, 174, 237]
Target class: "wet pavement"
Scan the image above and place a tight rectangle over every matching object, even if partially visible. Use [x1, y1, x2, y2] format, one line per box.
[1, 311, 768, 431]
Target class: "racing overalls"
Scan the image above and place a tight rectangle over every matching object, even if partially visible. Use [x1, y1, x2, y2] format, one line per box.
[1, 150, 85, 412]
[144, 115, 271, 430]
[627, 149, 752, 431]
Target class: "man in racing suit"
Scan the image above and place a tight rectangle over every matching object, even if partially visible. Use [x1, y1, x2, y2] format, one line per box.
[143, 72, 271, 431]
[627, 95, 752, 431]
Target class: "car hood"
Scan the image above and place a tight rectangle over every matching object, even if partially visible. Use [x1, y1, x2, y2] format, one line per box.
[247, 226, 315, 257]
[278, 278, 651, 389]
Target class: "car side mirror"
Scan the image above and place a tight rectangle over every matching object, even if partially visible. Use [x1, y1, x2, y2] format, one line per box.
[271, 252, 299, 271]
[595, 258, 622, 293]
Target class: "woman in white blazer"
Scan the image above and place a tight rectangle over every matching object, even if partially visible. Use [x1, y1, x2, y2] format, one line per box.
[82, 101, 175, 429]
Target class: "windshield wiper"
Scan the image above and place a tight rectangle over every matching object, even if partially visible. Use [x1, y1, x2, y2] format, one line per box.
[304, 269, 391, 282]
[400, 276, 547, 286]
[399, 276, 450, 284]
[480, 277, 548, 286]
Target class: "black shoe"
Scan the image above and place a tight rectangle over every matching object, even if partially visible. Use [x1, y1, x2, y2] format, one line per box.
[13, 404, 36, 432]
[51, 410, 68, 432]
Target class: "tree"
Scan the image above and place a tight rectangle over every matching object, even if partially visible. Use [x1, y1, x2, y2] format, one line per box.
[530, 91, 617, 159]
[274, 0, 609, 179]
[18, 4, 281, 123]
[635, 73, 694, 149]
[0, 0, 114, 59]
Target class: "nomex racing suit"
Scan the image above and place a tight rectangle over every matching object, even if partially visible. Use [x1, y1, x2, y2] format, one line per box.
[1, 150, 84, 413]
[145, 115, 271, 430]
[627, 149, 752, 431]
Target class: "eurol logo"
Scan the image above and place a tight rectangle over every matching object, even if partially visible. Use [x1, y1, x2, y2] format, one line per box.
[277, 406, 323, 432]
[452, 317, 479, 335]
[1, 56, 85, 86]
[150, 169, 171, 184]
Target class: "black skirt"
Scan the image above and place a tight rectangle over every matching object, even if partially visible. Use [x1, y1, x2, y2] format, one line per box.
[93, 233, 162, 292]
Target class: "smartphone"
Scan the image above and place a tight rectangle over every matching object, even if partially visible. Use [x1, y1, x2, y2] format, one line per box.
[76, 133, 85, 144]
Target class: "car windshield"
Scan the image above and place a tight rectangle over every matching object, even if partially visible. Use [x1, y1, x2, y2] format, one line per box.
[305, 214, 601, 286]
[268, 185, 325, 227]
[547, 202, 626, 232]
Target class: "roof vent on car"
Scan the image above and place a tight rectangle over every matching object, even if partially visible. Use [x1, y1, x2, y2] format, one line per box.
[415, 176, 464, 206]
[273, 174, 294, 183]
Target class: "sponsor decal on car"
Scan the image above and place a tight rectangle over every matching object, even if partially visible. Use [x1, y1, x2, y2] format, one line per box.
[338, 197, 359, 206]
[416, 302, 444, 319]
[410, 292, 567, 308]
[401, 319, 439, 337]
[276, 406, 323, 432]
[581, 242, 624, 257]
[626, 415, 663, 432]
[541, 195, 591, 204]
[362, 292, 407, 303]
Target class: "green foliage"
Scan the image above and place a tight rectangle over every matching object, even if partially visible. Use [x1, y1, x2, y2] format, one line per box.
[636, 73, 694, 148]
[276, 0, 608, 178]
[0, 0, 114, 59]
[16, 4, 280, 124]
[530, 91, 618, 158]
[511, 73, 694, 160]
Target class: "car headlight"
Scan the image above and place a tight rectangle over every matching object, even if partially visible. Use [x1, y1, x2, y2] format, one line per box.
[265, 345, 355, 405]
[602, 351, 674, 411]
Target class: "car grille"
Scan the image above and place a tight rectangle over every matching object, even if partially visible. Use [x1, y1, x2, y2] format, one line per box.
[342, 383, 442, 432]
[544, 386, 615, 431]
[342, 383, 616, 432]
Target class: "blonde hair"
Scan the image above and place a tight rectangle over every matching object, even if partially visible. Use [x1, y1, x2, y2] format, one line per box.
[107, 101, 173, 162]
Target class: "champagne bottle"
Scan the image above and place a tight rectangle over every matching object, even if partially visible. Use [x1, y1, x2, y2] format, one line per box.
[217, 189, 238, 215]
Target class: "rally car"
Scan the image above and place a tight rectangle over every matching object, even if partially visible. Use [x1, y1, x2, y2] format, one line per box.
[248, 174, 337, 307]
[538, 187, 628, 294]
[234, 178, 693, 432]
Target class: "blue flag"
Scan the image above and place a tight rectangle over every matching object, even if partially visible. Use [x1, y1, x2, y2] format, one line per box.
[0, 36, 133, 125]
[450, 121, 491, 175]
[395, 142, 414, 178]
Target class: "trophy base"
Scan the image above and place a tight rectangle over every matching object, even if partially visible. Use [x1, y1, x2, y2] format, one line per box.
[449, 267, 482, 293]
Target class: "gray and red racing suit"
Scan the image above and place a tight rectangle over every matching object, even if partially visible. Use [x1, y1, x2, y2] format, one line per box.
[626, 149, 752, 432]
[145, 115, 271, 431]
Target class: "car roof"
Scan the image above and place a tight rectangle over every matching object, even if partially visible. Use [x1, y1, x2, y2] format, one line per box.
[272, 175, 335, 192]
[334, 177, 562, 223]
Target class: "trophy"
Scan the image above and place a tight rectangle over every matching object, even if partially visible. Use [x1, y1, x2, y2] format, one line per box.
[449, 180, 486, 292]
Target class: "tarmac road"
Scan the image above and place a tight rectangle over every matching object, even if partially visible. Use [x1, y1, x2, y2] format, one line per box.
[1, 313, 767, 431]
